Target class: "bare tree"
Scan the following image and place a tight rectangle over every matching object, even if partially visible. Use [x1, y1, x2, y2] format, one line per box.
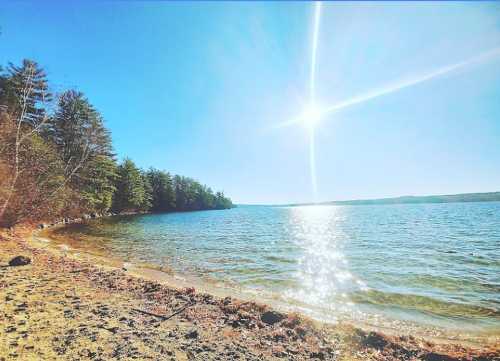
[0, 63, 52, 220]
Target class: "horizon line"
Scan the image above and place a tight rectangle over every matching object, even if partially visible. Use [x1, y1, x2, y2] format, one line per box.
[236, 189, 500, 207]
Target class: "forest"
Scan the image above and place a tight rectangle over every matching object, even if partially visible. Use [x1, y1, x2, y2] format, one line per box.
[0, 59, 233, 228]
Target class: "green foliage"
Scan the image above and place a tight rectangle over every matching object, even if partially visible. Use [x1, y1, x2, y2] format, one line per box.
[140, 170, 153, 211]
[112, 159, 147, 212]
[0, 71, 12, 113]
[113, 167, 233, 213]
[48, 90, 113, 169]
[0, 58, 233, 227]
[171, 175, 232, 211]
[146, 168, 175, 211]
[47, 89, 116, 214]
[2, 59, 51, 127]
[79, 155, 118, 213]
[215, 191, 233, 210]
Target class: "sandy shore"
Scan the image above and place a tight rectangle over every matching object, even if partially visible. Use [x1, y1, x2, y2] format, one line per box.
[0, 228, 499, 361]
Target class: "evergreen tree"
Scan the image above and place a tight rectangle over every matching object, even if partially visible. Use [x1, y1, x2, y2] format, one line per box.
[0, 57, 233, 226]
[48, 90, 116, 213]
[2, 59, 52, 127]
[173, 175, 187, 211]
[0, 67, 12, 113]
[0, 61, 58, 224]
[49, 90, 113, 171]
[146, 168, 175, 212]
[79, 155, 118, 213]
[201, 186, 215, 209]
[113, 158, 148, 212]
[140, 170, 153, 211]
[170, 175, 232, 211]
[215, 191, 233, 209]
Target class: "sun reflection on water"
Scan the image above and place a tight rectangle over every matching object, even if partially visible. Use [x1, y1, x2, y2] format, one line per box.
[285, 206, 368, 319]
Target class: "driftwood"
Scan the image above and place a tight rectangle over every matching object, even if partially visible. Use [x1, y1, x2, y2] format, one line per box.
[69, 269, 86, 273]
[132, 303, 191, 321]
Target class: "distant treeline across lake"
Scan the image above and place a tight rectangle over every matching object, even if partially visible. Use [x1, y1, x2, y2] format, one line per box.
[282, 191, 500, 207]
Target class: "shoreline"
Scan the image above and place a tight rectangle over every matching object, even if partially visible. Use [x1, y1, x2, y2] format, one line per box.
[1, 226, 499, 360]
[38, 223, 500, 347]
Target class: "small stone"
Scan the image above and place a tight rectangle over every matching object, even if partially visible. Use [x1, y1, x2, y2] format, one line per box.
[261, 311, 285, 325]
[185, 329, 198, 339]
[8, 256, 31, 267]
[310, 351, 325, 360]
[361, 331, 387, 349]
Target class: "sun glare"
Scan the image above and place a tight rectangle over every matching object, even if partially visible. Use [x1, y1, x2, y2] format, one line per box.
[302, 104, 322, 130]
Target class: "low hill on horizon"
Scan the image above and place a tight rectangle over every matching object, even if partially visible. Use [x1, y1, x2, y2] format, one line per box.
[272, 191, 500, 207]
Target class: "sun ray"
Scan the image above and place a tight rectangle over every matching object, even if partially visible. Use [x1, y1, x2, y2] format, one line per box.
[273, 46, 500, 130]
[275, 3, 500, 204]
[308, 1, 322, 202]
[310, 1, 322, 104]
[320, 47, 500, 117]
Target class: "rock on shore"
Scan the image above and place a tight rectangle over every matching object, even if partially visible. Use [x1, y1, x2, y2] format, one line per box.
[8, 255, 31, 267]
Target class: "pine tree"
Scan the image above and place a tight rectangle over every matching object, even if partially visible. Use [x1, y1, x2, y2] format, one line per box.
[147, 168, 175, 212]
[2, 59, 52, 127]
[215, 191, 232, 209]
[79, 155, 118, 213]
[173, 175, 187, 211]
[113, 158, 148, 212]
[49, 90, 113, 174]
[0, 112, 66, 226]
[140, 170, 153, 211]
[0, 60, 57, 223]
[0, 57, 233, 226]
[47, 90, 116, 213]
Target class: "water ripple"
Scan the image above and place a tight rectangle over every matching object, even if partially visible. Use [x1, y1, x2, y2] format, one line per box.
[52, 201, 500, 334]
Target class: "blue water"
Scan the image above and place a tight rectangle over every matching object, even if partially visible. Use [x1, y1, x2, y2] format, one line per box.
[53, 202, 500, 335]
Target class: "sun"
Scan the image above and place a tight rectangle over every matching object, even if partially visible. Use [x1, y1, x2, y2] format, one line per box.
[301, 103, 323, 130]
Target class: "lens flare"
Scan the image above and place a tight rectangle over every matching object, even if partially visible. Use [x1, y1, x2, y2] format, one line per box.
[307, 2, 322, 202]
[302, 103, 322, 130]
[310, 2, 322, 103]
[273, 2, 500, 204]
[274, 46, 500, 131]
[321, 47, 500, 117]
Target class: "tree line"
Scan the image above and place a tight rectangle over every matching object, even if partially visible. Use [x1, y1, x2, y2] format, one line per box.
[0, 59, 232, 227]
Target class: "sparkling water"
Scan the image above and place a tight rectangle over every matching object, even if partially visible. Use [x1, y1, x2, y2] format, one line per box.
[53, 202, 500, 337]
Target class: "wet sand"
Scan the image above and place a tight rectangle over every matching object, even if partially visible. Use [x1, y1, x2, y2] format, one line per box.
[0, 228, 499, 360]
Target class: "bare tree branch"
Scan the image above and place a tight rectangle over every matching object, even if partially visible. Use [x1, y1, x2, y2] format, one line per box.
[0, 63, 35, 220]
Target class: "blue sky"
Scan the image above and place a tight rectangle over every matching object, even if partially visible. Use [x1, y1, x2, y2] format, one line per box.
[1, 1, 499, 204]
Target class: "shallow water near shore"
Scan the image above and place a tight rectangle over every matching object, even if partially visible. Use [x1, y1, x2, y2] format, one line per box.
[47, 202, 500, 341]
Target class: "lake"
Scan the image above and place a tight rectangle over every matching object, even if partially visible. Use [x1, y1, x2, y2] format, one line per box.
[50, 202, 500, 338]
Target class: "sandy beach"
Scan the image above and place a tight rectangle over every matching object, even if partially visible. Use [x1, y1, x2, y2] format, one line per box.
[1, 227, 499, 361]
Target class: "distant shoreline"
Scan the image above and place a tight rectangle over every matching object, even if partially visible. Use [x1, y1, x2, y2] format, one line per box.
[245, 191, 500, 207]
